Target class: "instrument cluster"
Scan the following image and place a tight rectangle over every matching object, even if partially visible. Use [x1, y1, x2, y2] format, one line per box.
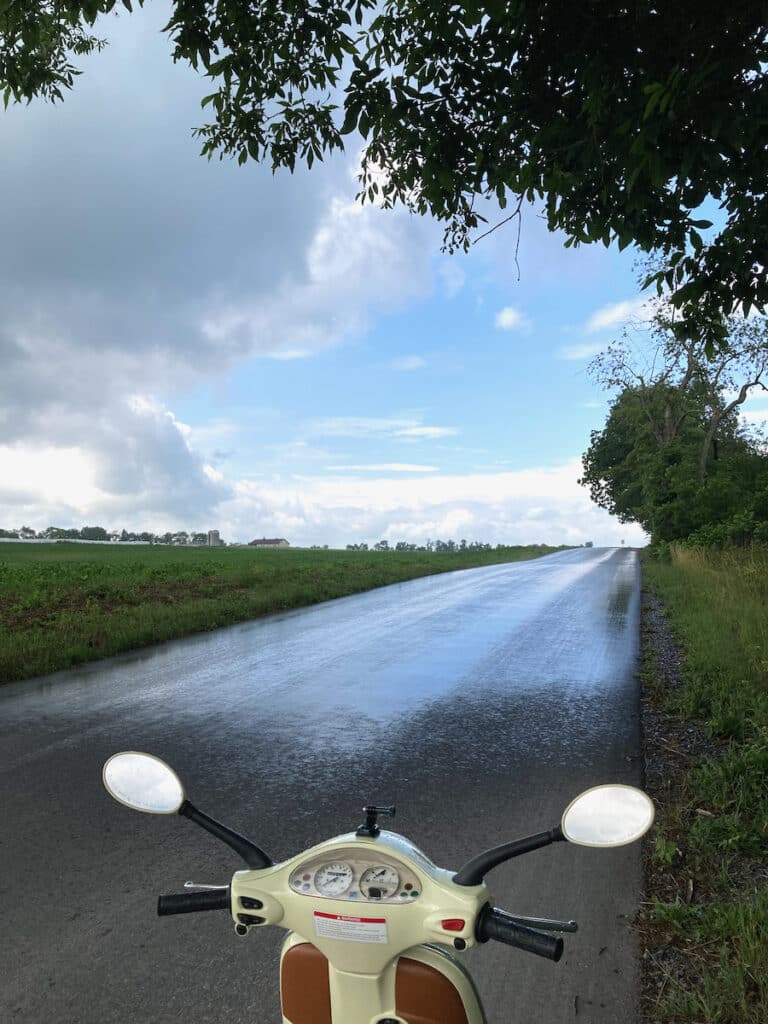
[289, 849, 422, 905]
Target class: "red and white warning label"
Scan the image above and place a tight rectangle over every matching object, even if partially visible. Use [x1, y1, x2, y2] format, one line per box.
[313, 911, 388, 944]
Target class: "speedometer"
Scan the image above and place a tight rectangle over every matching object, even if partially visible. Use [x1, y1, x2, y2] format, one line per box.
[314, 862, 354, 897]
[359, 865, 400, 899]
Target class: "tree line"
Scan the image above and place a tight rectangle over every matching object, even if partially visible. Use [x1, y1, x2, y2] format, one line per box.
[346, 541, 579, 552]
[0, 530, 581, 551]
[0, 526, 214, 545]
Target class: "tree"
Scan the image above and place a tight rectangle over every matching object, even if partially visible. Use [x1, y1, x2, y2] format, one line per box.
[80, 525, 108, 541]
[581, 378, 768, 543]
[590, 309, 768, 485]
[4, 3, 767, 345]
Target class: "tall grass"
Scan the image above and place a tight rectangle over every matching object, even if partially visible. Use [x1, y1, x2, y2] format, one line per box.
[648, 545, 768, 742]
[643, 544, 768, 1023]
[652, 890, 768, 1024]
[0, 543, 566, 683]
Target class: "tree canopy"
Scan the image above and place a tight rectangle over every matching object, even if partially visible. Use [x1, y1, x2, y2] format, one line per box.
[581, 313, 768, 543]
[2, 2, 767, 346]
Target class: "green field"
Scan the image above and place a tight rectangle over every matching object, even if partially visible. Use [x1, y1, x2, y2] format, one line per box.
[0, 542, 567, 683]
[643, 545, 768, 1024]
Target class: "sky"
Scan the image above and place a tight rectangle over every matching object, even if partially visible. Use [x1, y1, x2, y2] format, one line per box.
[2, 7, 764, 549]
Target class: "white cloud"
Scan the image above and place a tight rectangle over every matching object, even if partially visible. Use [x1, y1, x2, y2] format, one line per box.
[200, 193, 436, 361]
[391, 355, 427, 371]
[495, 306, 531, 331]
[558, 341, 606, 361]
[395, 426, 458, 439]
[585, 296, 650, 333]
[0, 393, 231, 531]
[437, 260, 466, 298]
[311, 416, 458, 439]
[216, 459, 648, 548]
[0, 446, 105, 512]
[740, 408, 768, 425]
[325, 464, 440, 473]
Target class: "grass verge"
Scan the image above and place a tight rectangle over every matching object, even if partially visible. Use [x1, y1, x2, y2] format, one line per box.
[0, 542, 566, 683]
[639, 545, 768, 1024]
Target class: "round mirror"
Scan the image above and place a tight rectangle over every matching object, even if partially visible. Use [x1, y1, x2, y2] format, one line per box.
[103, 752, 185, 814]
[561, 784, 654, 848]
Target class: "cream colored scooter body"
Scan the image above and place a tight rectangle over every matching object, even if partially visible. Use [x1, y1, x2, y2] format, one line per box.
[102, 755, 657, 1024]
[229, 829, 490, 1024]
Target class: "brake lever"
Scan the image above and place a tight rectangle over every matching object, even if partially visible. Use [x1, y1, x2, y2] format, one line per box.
[184, 880, 229, 891]
[505, 913, 578, 933]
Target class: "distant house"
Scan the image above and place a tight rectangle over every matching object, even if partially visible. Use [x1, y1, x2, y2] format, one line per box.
[249, 537, 290, 548]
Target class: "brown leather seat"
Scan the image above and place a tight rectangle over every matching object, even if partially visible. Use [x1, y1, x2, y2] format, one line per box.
[281, 944, 469, 1024]
[396, 956, 470, 1024]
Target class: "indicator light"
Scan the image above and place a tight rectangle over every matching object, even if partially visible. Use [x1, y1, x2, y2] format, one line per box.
[441, 919, 466, 932]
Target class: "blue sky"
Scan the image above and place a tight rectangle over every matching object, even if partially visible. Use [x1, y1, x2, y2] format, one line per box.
[7, 3, 742, 548]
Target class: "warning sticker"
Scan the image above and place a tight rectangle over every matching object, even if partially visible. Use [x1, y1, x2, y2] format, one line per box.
[313, 911, 388, 944]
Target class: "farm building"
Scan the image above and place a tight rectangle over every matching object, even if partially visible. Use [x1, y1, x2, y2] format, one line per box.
[249, 537, 290, 548]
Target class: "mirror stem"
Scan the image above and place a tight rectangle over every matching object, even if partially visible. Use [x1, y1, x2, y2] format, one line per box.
[453, 826, 564, 887]
[178, 800, 273, 869]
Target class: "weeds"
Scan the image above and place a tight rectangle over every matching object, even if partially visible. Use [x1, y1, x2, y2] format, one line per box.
[642, 544, 768, 1023]
[653, 835, 680, 866]
[650, 890, 768, 1023]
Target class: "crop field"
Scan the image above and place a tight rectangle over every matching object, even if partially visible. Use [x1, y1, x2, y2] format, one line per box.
[0, 542, 567, 683]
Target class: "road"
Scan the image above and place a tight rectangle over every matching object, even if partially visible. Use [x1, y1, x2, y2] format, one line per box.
[0, 546, 643, 1024]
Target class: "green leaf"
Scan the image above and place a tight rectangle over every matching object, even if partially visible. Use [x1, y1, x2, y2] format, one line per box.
[643, 83, 664, 120]
[340, 103, 360, 135]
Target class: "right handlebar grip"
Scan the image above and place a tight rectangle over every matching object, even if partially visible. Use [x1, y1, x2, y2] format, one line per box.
[157, 888, 231, 916]
[476, 906, 564, 962]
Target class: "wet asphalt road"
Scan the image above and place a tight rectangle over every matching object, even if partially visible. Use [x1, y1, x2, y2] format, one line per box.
[0, 546, 643, 1024]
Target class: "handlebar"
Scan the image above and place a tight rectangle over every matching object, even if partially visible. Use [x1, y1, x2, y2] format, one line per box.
[475, 906, 564, 962]
[157, 888, 231, 916]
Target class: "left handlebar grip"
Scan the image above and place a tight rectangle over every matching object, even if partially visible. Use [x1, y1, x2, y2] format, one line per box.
[157, 888, 231, 916]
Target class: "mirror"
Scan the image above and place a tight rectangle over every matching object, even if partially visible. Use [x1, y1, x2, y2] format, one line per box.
[561, 784, 654, 848]
[103, 752, 185, 814]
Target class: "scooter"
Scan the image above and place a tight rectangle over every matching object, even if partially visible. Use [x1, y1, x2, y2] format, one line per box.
[102, 752, 654, 1024]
